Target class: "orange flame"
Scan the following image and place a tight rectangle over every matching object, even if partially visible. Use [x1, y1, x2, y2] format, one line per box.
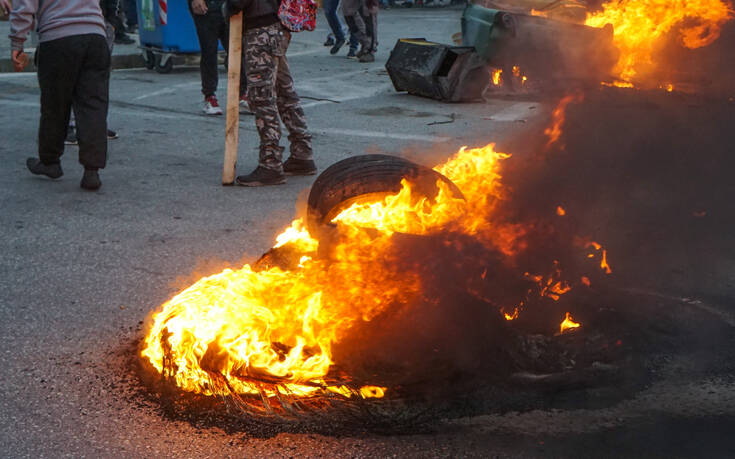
[544, 93, 583, 150]
[492, 68, 503, 86]
[556, 206, 566, 216]
[141, 143, 610, 403]
[560, 312, 581, 333]
[585, 0, 734, 82]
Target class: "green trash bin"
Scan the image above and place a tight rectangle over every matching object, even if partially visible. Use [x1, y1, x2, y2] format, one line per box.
[461, 3, 618, 84]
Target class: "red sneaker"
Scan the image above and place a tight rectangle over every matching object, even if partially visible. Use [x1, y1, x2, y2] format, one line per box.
[203, 95, 222, 115]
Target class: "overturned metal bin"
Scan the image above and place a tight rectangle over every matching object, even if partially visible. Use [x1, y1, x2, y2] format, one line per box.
[387, 4, 618, 101]
[385, 39, 491, 102]
[462, 4, 618, 85]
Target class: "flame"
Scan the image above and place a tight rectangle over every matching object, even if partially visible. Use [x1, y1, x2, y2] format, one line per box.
[560, 312, 581, 333]
[141, 143, 610, 405]
[492, 68, 503, 86]
[556, 206, 566, 216]
[503, 308, 520, 321]
[585, 0, 734, 82]
[544, 93, 583, 150]
[580, 239, 613, 274]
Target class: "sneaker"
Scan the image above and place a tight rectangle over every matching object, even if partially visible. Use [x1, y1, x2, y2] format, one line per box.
[65, 125, 78, 145]
[203, 95, 223, 115]
[283, 157, 317, 176]
[239, 94, 251, 113]
[80, 168, 101, 191]
[114, 34, 135, 45]
[26, 158, 63, 179]
[347, 48, 358, 59]
[324, 36, 335, 46]
[236, 166, 286, 186]
[330, 38, 346, 55]
[358, 52, 375, 63]
[107, 129, 119, 140]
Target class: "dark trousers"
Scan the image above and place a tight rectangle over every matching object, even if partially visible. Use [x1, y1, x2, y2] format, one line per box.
[37, 34, 110, 169]
[125, 0, 138, 27]
[191, 9, 246, 97]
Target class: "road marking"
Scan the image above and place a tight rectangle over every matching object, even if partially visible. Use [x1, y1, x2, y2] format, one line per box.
[301, 82, 394, 108]
[317, 128, 450, 143]
[486, 102, 538, 121]
[132, 82, 201, 101]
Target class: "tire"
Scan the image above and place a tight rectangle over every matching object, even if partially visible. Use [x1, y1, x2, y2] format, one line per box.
[306, 154, 464, 234]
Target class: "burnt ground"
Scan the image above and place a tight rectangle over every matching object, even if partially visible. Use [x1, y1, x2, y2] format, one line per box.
[3, 9, 735, 458]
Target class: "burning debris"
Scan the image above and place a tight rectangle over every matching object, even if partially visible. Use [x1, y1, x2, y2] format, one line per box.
[139, 135, 618, 417]
[137, 1, 735, 424]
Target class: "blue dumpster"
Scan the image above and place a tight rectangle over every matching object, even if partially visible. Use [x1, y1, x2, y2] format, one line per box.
[137, 0, 222, 73]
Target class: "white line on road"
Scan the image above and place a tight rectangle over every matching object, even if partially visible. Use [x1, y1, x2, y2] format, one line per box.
[132, 82, 201, 101]
[486, 102, 539, 121]
[301, 82, 394, 108]
[318, 128, 450, 143]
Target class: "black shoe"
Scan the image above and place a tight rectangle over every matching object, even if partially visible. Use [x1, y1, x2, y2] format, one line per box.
[236, 166, 286, 186]
[358, 52, 375, 63]
[356, 46, 368, 58]
[114, 34, 135, 45]
[26, 158, 63, 179]
[65, 126, 78, 145]
[330, 38, 346, 55]
[107, 129, 119, 140]
[80, 169, 101, 191]
[324, 37, 335, 46]
[347, 48, 358, 59]
[283, 157, 317, 176]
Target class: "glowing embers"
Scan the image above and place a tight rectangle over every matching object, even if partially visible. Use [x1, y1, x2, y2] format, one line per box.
[560, 312, 581, 334]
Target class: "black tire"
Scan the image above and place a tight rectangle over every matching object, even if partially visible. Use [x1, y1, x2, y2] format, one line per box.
[144, 50, 155, 70]
[306, 154, 464, 234]
[155, 54, 173, 74]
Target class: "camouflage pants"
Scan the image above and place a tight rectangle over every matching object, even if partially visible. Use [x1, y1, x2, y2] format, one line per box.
[245, 23, 313, 172]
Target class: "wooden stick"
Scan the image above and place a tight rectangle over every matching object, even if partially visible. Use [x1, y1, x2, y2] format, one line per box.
[223, 12, 243, 185]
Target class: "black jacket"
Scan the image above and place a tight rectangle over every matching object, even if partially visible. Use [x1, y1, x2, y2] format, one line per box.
[230, 0, 279, 29]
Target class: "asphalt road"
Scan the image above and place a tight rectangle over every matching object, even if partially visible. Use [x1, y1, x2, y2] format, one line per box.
[2, 6, 735, 458]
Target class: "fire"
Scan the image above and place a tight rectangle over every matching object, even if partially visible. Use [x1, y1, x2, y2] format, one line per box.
[141, 141, 609, 406]
[544, 93, 583, 150]
[556, 206, 566, 216]
[560, 312, 581, 333]
[492, 68, 503, 86]
[585, 0, 734, 82]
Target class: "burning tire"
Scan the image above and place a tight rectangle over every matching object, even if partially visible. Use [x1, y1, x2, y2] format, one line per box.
[306, 154, 464, 233]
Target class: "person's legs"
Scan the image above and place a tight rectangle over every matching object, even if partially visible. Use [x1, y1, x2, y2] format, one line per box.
[362, 9, 377, 52]
[274, 34, 312, 161]
[324, 0, 346, 42]
[72, 34, 110, 172]
[245, 24, 283, 172]
[125, 0, 138, 29]
[217, 9, 247, 97]
[192, 12, 220, 97]
[36, 35, 83, 167]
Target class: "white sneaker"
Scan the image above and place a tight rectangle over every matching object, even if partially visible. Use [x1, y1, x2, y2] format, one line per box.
[239, 94, 252, 114]
[203, 95, 223, 115]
